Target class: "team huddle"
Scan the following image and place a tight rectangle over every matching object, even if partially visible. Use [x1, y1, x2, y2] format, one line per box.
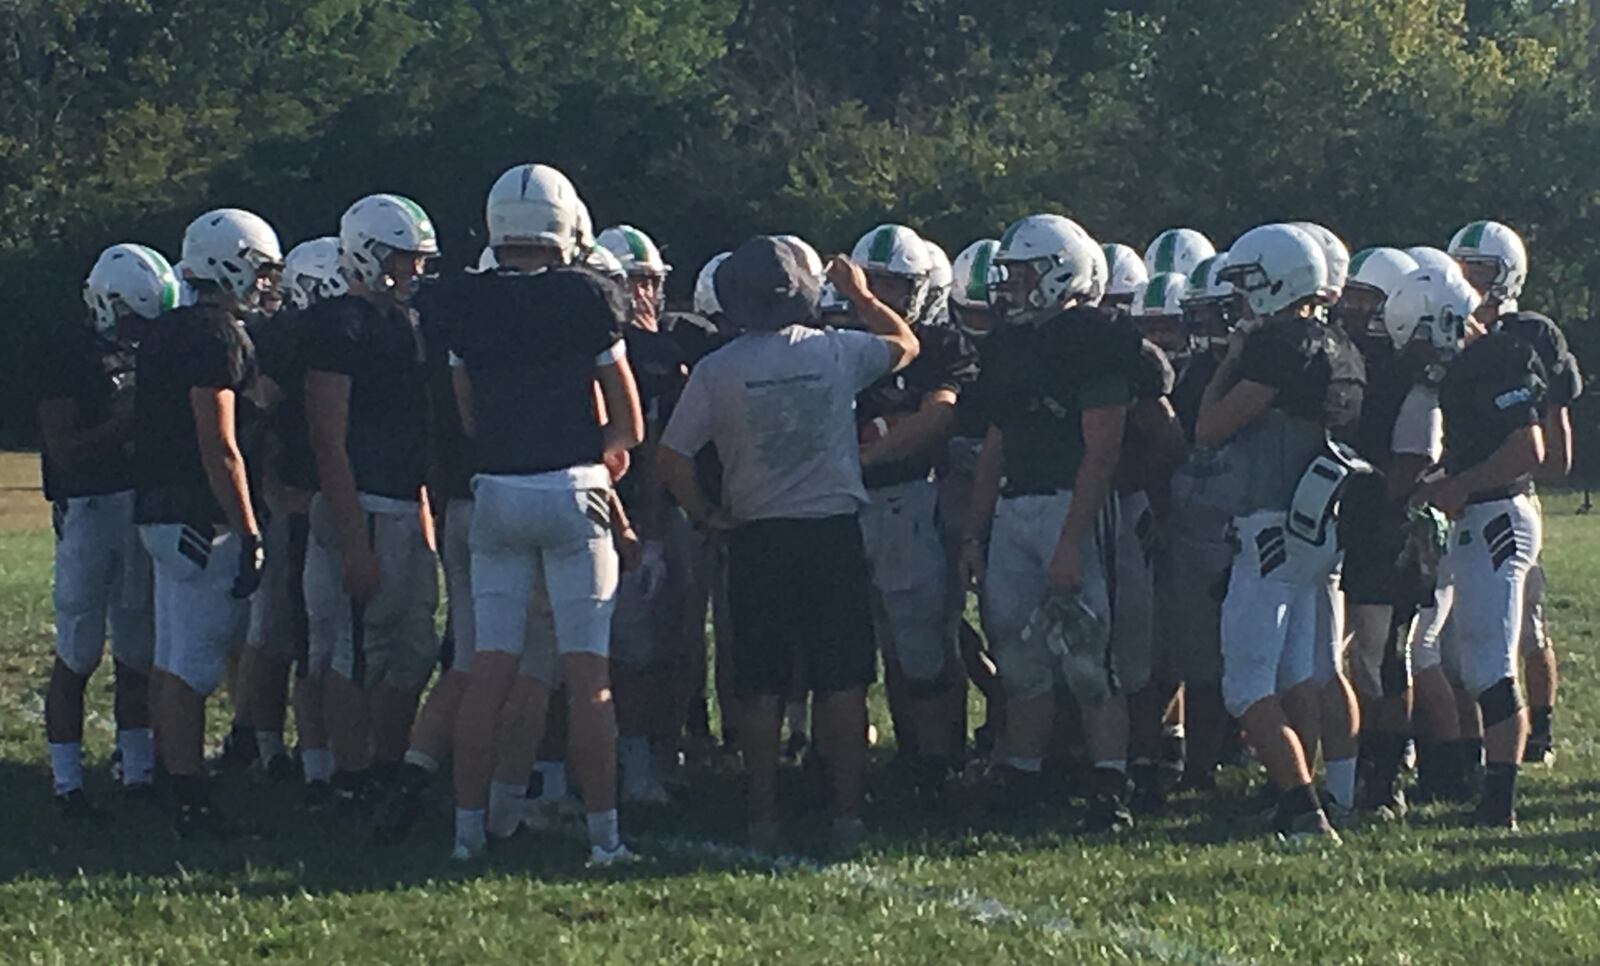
[37, 159, 1580, 864]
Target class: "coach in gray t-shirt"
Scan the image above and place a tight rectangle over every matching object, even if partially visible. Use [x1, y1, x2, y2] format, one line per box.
[657, 235, 918, 851]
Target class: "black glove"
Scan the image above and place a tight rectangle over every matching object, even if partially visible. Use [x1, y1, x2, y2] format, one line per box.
[232, 532, 265, 599]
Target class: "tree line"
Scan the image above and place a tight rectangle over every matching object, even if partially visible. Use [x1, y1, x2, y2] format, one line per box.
[4, 0, 1599, 463]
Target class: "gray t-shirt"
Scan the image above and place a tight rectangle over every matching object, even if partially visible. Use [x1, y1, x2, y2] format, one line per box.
[661, 325, 893, 521]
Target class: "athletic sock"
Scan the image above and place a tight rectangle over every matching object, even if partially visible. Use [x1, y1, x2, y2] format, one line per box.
[255, 731, 287, 763]
[49, 742, 84, 796]
[403, 749, 439, 774]
[1324, 757, 1358, 809]
[117, 729, 155, 786]
[487, 781, 527, 838]
[1481, 762, 1519, 821]
[586, 808, 621, 851]
[302, 747, 335, 784]
[1530, 706, 1553, 738]
[454, 808, 487, 851]
[532, 761, 568, 801]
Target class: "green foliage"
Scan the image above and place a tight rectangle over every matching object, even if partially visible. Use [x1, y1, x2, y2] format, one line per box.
[4, 0, 1600, 448]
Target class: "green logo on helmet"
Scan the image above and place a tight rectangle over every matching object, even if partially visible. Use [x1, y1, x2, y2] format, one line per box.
[1459, 220, 1489, 250]
[622, 227, 652, 265]
[1154, 231, 1179, 273]
[867, 226, 897, 266]
[967, 242, 996, 302]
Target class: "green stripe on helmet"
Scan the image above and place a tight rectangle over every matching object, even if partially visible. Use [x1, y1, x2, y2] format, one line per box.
[1143, 279, 1166, 310]
[1154, 231, 1178, 273]
[868, 226, 896, 265]
[966, 241, 996, 302]
[1348, 248, 1375, 275]
[384, 194, 437, 242]
[998, 219, 1025, 254]
[1459, 220, 1488, 250]
[132, 244, 181, 311]
[622, 227, 651, 265]
[1188, 255, 1214, 288]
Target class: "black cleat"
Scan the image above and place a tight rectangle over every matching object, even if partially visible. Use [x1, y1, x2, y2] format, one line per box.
[1471, 801, 1518, 831]
[1129, 763, 1166, 816]
[1523, 733, 1555, 767]
[207, 727, 258, 774]
[1081, 768, 1134, 834]
[56, 788, 104, 821]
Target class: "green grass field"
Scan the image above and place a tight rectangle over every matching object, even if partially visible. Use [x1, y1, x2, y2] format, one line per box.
[3, 451, 1600, 963]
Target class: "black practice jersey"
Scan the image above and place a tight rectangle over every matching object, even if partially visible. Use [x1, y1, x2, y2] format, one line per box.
[414, 281, 474, 503]
[1169, 348, 1221, 442]
[618, 324, 689, 508]
[856, 324, 979, 489]
[444, 267, 626, 477]
[302, 295, 431, 501]
[133, 305, 256, 526]
[37, 323, 138, 500]
[1236, 315, 1365, 435]
[1439, 331, 1547, 494]
[1499, 311, 1582, 411]
[249, 307, 320, 493]
[969, 307, 1142, 494]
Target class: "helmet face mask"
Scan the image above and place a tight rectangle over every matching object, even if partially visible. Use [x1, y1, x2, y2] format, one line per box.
[1336, 283, 1386, 339]
[865, 269, 923, 320]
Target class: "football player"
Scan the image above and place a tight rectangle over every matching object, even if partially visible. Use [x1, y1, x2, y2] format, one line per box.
[850, 224, 979, 795]
[445, 166, 644, 863]
[301, 195, 442, 819]
[136, 209, 280, 835]
[1413, 251, 1550, 829]
[1448, 220, 1581, 767]
[960, 214, 1144, 831]
[1197, 223, 1364, 843]
[41, 244, 180, 814]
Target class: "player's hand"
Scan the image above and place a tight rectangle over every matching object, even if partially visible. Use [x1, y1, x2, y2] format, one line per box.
[1046, 540, 1084, 591]
[342, 541, 382, 601]
[231, 531, 265, 600]
[959, 539, 986, 591]
[1412, 474, 1467, 519]
[605, 448, 632, 483]
[825, 256, 873, 306]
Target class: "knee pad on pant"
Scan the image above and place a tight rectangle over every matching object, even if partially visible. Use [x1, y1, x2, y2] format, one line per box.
[1476, 677, 1523, 729]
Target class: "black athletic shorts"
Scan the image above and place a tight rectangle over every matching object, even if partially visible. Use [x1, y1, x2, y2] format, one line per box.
[725, 514, 876, 697]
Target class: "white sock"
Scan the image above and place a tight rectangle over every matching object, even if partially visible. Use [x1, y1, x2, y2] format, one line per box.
[49, 742, 83, 796]
[256, 731, 286, 762]
[619, 736, 652, 787]
[1004, 755, 1044, 773]
[487, 781, 527, 839]
[302, 747, 335, 784]
[1325, 757, 1358, 809]
[116, 729, 155, 786]
[404, 749, 439, 774]
[455, 808, 487, 850]
[1162, 723, 1186, 739]
[534, 761, 567, 801]
[586, 808, 621, 851]
[1095, 759, 1128, 774]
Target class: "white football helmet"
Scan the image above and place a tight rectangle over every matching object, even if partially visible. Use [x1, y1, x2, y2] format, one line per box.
[574, 201, 596, 255]
[1130, 272, 1187, 317]
[950, 239, 1000, 310]
[339, 193, 439, 295]
[693, 252, 732, 317]
[1385, 267, 1482, 353]
[775, 235, 824, 282]
[1289, 221, 1350, 298]
[1347, 247, 1418, 300]
[1406, 246, 1460, 276]
[598, 225, 671, 278]
[486, 164, 582, 260]
[584, 244, 627, 283]
[1219, 224, 1328, 320]
[851, 224, 935, 321]
[282, 237, 349, 309]
[1447, 220, 1528, 304]
[1183, 252, 1232, 304]
[180, 208, 283, 306]
[1102, 243, 1149, 302]
[922, 238, 953, 325]
[84, 244, 182, 334]
[992, 214, 1107, 324]
[1181, 252, 1239, 346]
[1143, 228, 1216, 279]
